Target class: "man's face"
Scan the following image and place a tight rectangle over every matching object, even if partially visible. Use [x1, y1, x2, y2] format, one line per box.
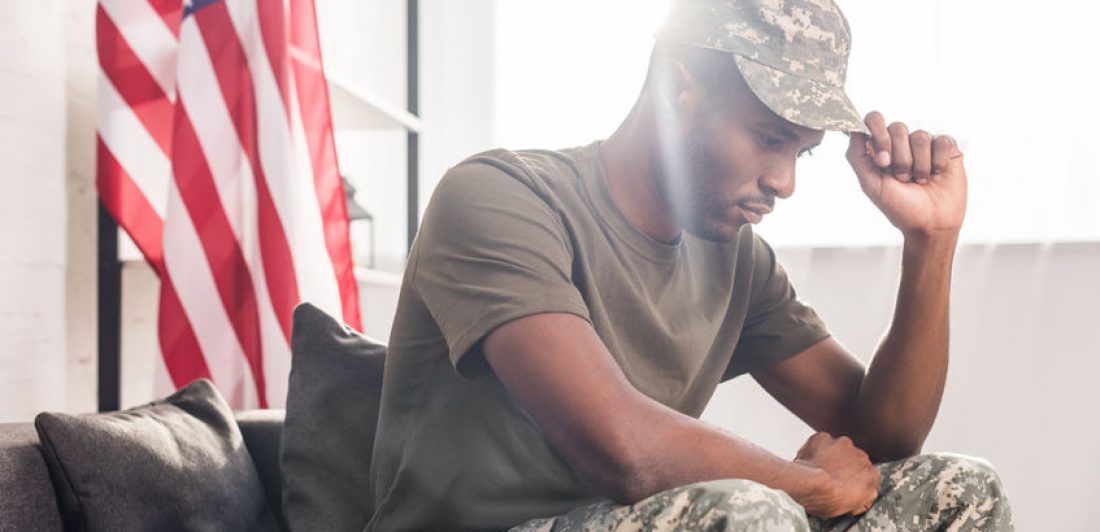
[653, 76, 825, 242]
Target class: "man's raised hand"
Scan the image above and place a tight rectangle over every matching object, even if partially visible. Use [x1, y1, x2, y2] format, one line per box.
[846, 111, 967, 238]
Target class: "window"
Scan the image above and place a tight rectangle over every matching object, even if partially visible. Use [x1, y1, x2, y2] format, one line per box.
[494, 0, 1100, 246]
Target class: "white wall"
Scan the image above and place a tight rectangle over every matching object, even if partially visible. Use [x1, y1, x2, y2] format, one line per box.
[420, 0, 497, 213]
[63, 0, 99, 416]
[701, 242, 1100, 531]
[0, 0, 115, 420]
[0, 0, 75, 421]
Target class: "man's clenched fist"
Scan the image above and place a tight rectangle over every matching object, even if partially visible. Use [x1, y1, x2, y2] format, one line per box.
[793, 432, 881, 518]
[847, 111, 967, 238]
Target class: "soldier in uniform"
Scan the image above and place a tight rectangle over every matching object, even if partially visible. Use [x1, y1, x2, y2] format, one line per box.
[365, 0, 1014, 530]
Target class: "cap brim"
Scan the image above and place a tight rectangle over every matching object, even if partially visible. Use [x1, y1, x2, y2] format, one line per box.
[733, 55, 868, 135]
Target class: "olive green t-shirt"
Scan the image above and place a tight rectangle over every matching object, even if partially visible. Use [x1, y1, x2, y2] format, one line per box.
[365, 141, 829, 531]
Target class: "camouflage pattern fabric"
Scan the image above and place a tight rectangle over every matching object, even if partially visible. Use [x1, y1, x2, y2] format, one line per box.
[509, 453, 1013, 531]
[657, 0, 869, 134]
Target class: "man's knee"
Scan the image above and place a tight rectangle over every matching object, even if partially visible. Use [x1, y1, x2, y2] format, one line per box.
[892, 453, 1012, 529]
[917, 453, 1007, 501]
[646, 478, 809, 531]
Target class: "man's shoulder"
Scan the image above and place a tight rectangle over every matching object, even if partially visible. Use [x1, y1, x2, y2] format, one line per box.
[434, 143, 597, 210]
[418, 145, 597, 244]
[444, 144, 594, 186]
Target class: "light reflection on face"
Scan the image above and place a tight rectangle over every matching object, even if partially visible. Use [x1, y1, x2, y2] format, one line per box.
[652, 71, 824, 243]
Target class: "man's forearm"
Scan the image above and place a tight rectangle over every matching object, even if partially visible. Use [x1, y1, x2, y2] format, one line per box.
[623, 407, 826, 503]
[851, 231, 958, 461]
[623, 403, 879, 518]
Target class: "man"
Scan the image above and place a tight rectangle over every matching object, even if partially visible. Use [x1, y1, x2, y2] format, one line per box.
[366, 0, 1012, 530]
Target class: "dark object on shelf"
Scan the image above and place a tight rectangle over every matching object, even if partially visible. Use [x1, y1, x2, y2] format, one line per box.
[344, 177, 376, 269]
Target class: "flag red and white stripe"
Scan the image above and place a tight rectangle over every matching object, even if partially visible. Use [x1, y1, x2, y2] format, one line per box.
[95, 0, 361, 408]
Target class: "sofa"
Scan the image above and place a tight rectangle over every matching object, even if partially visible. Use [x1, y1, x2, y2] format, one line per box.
[0, 303, 385, 532]
[0, 410, 288, 532]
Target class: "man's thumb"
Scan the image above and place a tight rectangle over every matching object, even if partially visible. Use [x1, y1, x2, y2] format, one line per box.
[846, 132, 879, 189]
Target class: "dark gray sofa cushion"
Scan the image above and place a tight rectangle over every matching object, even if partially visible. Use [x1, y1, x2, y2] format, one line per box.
[34, 379, 279, 532]
[0, 423, 64, 531]
[281, 302, 386, 532]
[237, 409, 289, 530]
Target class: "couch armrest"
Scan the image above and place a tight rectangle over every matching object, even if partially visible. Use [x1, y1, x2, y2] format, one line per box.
[236, 409, 287, 531]
[0, 423, 64, 531]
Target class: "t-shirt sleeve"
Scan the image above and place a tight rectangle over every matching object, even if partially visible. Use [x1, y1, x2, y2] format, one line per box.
[410, 155, 591, 377]
[724, 234, 830, 380]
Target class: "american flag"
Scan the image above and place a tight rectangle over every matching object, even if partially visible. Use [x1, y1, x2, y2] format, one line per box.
[95, 0, 361, 408]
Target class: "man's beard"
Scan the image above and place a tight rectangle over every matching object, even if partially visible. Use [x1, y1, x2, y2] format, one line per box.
[652, 136, 741, 243]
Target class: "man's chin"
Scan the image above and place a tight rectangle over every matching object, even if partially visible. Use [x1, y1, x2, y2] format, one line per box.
[684, 219, 743, 243]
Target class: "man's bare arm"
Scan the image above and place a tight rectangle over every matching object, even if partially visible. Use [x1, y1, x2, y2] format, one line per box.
[753, 234, 955, 462]
[482, 312, 880, 518]
[856, 232, 955, 459]
[753, 112, 965, 462]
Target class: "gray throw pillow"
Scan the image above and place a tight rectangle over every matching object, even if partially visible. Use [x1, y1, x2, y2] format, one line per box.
[281, 303, 386, 532]
[34, 379, 279, 532]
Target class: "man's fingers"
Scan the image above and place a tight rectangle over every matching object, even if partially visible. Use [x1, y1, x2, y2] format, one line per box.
[887, 122, 913, 181]
[853, 467, 880, 516]
[864, 112, 891, 168]
[852, 113, 961, 191]
[847, 131, 869, 163]
[847, 132, 881, 192]
[855, 492, 878, 516]
[868, 466, 882, 495]
[931, 134, 958, 174]
[797, 431, 825, 456]
[911, 130, 933, 183]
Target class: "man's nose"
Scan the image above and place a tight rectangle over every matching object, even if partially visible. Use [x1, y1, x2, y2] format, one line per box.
[760, 164, 796, 199]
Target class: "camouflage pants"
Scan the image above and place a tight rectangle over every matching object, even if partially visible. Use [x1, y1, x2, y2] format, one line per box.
[510, 453, 1012, 532]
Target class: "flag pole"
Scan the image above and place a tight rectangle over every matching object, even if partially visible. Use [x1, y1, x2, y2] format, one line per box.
[97, 201, 122, 412]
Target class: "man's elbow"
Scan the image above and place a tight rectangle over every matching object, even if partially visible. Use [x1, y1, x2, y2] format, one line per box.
[861, 434, 926, 463]
[607, 452, 658, 504]
[851, 409, 932, 463]
[568, 425, 661, 504]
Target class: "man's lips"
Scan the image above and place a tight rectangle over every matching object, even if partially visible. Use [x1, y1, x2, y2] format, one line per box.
[736, 202, 773, 224]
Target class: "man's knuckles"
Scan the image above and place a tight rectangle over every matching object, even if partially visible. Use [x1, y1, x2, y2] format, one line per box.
[932, 135, 956, 157]
[864, 111, 887, 135]
[859, 113, 966, 181]
[933, 134, 957, 150]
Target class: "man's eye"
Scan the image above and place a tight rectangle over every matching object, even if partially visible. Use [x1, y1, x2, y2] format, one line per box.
[760, 134, 784, 148]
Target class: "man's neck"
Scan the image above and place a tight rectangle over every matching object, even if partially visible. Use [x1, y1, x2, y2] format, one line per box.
[598, 102, 682, 244]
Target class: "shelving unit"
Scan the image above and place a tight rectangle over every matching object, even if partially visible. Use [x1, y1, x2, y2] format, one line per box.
[325, 0, 420, 274]
[353, 265, 403, 289]
[327, 75, 422, 133]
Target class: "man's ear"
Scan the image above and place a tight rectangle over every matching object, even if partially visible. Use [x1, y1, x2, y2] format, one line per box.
[654, 59, 702, 122]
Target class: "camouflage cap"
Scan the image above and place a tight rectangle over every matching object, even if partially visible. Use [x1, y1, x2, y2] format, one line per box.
[657, 0, 869, 134]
